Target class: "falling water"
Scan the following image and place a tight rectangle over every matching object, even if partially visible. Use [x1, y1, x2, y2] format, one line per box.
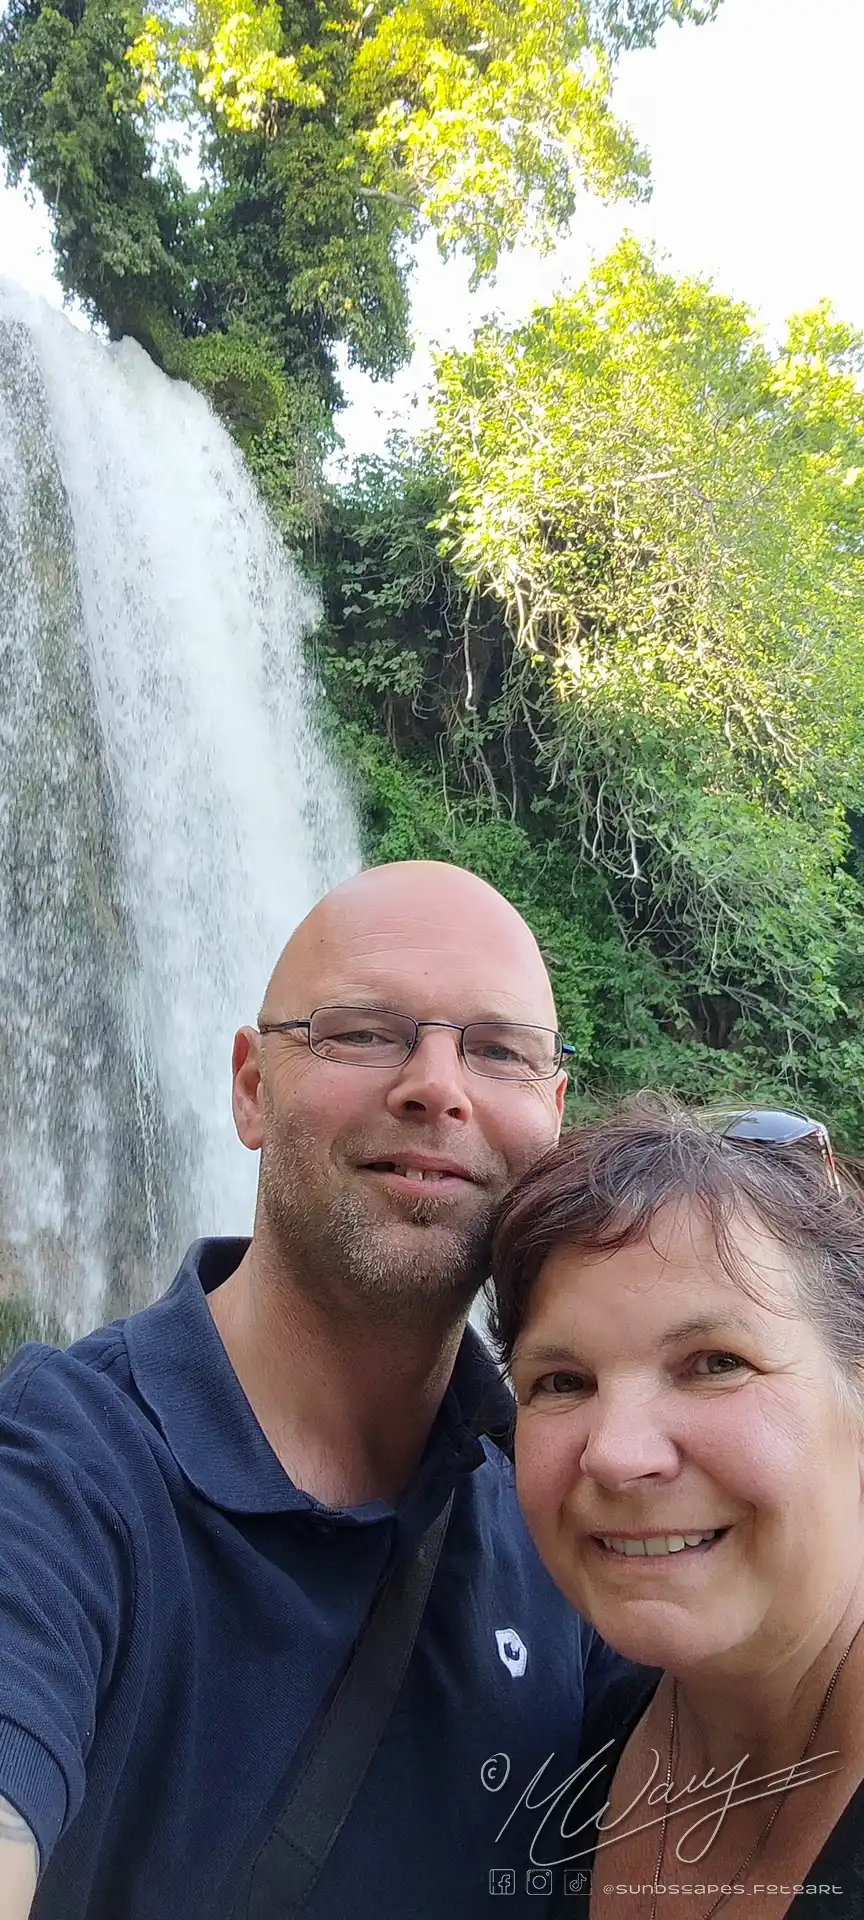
[0, 282, 359, 1338]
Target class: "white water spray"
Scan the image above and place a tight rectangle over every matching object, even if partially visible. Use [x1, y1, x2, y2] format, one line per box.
[0, 283, 359, 1336]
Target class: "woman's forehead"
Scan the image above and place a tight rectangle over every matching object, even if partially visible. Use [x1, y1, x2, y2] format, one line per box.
[527, 1210, 800, 1321]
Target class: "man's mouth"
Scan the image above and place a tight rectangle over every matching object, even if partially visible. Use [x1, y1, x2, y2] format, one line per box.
[360, 1159, 475, 1186]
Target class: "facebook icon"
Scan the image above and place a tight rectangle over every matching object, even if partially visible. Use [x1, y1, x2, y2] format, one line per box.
[489, 1868, 516, 1895]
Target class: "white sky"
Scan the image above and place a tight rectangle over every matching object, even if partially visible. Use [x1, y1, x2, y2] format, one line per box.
[2, 0, 863, 458]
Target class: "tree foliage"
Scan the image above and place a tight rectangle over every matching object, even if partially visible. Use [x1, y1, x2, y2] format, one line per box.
[8, 0, 861, 1145]
[317, 246, 864, 1142]
[0, 0, 719, 434]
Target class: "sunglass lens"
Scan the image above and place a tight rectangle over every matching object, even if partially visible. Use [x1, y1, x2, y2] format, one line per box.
[721, 1109, 815, 1146]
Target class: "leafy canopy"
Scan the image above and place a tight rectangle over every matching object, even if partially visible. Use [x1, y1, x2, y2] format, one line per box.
[0, 0, 721, 426]
[429, 240, 864, 1017]
[318, 243, 864, 1141]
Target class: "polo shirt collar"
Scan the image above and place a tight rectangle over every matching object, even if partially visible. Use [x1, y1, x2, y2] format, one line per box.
[124, 1237, 513, 1518]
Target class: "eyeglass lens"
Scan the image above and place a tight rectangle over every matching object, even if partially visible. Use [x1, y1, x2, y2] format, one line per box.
[308, 1007, 560, 1079]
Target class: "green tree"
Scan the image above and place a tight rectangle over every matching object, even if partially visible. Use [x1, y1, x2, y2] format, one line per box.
[318, 245, 864, 1142]
[0, 0, 721, 441]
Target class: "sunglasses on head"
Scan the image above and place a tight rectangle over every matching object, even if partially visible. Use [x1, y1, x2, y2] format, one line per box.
[700, 1107, 841, 1196]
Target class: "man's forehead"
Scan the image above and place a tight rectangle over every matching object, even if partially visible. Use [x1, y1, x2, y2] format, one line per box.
[289, 947, 549, 1016]
[269, 941, 554, 1025]
[299, 979, 543, 1020]
[263, 864, 556, 1019]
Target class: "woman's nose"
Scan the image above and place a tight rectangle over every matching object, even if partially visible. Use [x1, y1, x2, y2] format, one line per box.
[578, 1388, 680, 1488]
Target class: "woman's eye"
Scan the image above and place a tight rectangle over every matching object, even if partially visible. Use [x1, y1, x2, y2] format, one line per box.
[533, 1370, 588, 1396]
[690, 1351, 749, 1378]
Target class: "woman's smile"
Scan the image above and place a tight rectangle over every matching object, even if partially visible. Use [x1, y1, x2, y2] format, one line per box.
[591, 1525, 731, 1560]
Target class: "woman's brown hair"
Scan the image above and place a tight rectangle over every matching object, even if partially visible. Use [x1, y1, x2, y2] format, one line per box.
[490, 1101, 864, 1388]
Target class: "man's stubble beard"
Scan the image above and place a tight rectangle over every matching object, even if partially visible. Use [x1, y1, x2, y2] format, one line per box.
[257, 1108, 496, 1319]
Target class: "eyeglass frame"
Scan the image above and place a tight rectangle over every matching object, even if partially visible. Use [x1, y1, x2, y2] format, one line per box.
[257, 1006, 575, 1082]
[699, 1106, 842, 1196]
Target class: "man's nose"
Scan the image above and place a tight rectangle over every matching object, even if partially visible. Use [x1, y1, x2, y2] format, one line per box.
[578, 1386, 680, 1489]
[386, 1028, 474, 1121]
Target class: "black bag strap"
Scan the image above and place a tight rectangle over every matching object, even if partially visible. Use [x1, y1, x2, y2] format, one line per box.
[238, 1491, 455, 1920]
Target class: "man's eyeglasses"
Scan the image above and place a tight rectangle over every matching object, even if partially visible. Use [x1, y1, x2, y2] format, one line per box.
[257, 1006, 574, 1083]
[701, 1107, 841, 1196]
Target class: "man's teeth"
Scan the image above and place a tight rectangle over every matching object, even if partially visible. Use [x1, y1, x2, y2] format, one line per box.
[599, 1530, 721, 1557]
[369, 1161, 464, 1181]
[393, 1167, 448, 1180]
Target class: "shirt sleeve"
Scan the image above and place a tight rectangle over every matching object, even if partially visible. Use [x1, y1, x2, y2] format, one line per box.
[0, 1346, 134, 1869]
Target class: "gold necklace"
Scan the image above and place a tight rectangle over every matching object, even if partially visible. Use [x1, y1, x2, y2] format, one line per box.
[648, 1619, 864, 1920]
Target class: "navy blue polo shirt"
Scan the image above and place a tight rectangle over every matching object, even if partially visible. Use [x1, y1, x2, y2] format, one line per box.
[0, 1239, 621, 1919]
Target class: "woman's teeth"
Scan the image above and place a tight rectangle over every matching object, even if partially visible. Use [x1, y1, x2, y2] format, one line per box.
[598, 1529, 722, 1557]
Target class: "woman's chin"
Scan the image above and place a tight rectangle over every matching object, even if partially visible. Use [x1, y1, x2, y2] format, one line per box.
[593, 1620, 696, 1670]
[573, 1586, 738, 1672]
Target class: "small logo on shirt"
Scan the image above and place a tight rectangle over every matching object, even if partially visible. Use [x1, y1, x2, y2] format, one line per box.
[494, 1627, 528, 1677]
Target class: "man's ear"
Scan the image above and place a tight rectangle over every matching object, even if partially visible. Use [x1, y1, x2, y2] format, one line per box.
[232, 1026, 264, 1151]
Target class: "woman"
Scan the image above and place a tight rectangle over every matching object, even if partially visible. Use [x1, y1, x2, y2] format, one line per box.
[490, 1105, 864, 1920]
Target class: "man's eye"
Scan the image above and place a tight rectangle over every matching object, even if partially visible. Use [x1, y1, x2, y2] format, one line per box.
[690, 1351, 748, 1378]
[328, 1028, 395, 1047]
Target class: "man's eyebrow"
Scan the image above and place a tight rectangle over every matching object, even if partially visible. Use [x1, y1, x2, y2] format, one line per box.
[316, 993, 394, 1008]
[308, 995, 536, 1021]
[260, 995, 396, 1014]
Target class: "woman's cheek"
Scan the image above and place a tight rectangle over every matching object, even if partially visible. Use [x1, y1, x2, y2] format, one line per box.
[515, 1407, 580, 1532]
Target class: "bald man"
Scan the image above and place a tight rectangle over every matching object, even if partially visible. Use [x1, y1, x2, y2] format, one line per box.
[0, 863, 623, 1920]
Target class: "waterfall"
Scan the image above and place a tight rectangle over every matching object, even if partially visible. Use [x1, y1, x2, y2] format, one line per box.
[0, 282, 360, 1340]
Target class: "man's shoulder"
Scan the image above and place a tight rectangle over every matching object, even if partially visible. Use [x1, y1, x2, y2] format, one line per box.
[0, 1238, 230, 1466]
[1, 1319, 131, 1413]
[0, 1317, 157, 1501]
